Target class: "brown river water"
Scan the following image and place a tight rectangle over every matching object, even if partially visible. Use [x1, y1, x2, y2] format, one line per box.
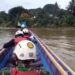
[0, 28, 75, 71]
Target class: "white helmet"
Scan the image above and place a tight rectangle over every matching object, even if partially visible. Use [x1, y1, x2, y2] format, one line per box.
[15, 30, 23, 36]
[22, 28, 29, 33]
[13, 40, 37, 60]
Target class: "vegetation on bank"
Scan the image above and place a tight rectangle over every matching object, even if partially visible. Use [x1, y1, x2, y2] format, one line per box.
[0, 0, 75, 28]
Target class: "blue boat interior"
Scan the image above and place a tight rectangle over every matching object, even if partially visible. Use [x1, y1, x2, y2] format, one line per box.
[0, 35, 74, 75]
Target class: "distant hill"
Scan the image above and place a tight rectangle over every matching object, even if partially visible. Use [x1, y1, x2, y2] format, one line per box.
[29, 3, 61, 16]
[0, 0, 75, 27]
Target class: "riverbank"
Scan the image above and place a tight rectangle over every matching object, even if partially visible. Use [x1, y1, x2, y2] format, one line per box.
[0, 27, 75, 30]
[30, 27, 75, 31]
[0, 27, 17, 30]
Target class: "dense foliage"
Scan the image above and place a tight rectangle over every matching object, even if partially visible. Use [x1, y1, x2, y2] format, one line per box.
[0, 0, 75, 27]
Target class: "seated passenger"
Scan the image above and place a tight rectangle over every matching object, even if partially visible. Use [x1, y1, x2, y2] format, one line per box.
[14, 30, 25, 45]
[0, 30, 24, 55]
[22, 28, 31, 39]
[22, 28, 36, 42]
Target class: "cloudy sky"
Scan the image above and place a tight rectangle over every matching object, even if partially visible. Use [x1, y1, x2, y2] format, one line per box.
[0, 0, 71, 12]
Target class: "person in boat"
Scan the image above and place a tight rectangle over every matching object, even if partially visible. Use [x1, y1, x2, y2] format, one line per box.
[11, 29, 37, 67]
[22, 28, 36, 43]
[0, 30, 26, 66]
[22, 28, 31, 39]
[0, 30, 24, 55]
[14, 30, 25, 44]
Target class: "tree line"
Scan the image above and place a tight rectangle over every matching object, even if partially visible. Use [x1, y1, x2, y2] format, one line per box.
[0, 0, 75, 27]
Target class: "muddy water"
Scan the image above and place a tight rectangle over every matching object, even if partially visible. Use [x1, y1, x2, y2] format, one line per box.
[0, 29, 16, 48]
[0, 28, 75, 71]
[31, 28, 75, 71]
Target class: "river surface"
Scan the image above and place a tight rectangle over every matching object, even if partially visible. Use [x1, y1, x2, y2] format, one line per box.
[0, 28, 75, 71]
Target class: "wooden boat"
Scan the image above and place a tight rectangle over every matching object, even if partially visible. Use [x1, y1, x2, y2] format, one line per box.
[0, 32, 75, 75]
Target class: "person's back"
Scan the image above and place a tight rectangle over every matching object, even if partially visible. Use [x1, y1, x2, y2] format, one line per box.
[14, 30, 25, 45]
[22, 28, 36, 43]
[0, 30, 23, 54]
[14, 37, 25, 45]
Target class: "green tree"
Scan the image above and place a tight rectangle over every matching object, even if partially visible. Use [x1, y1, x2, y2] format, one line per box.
[0, 11, 10, 27]
[68, 0, 75, 15]
[67, 0, 75, 26]
[8, 6, 29, 26]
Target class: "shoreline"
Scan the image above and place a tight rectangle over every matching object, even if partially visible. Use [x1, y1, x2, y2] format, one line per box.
[0, 27, 17, 30]
[0, 27, 75, 30]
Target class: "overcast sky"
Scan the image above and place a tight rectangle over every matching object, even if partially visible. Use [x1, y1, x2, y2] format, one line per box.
[0, 0, 71, 13]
